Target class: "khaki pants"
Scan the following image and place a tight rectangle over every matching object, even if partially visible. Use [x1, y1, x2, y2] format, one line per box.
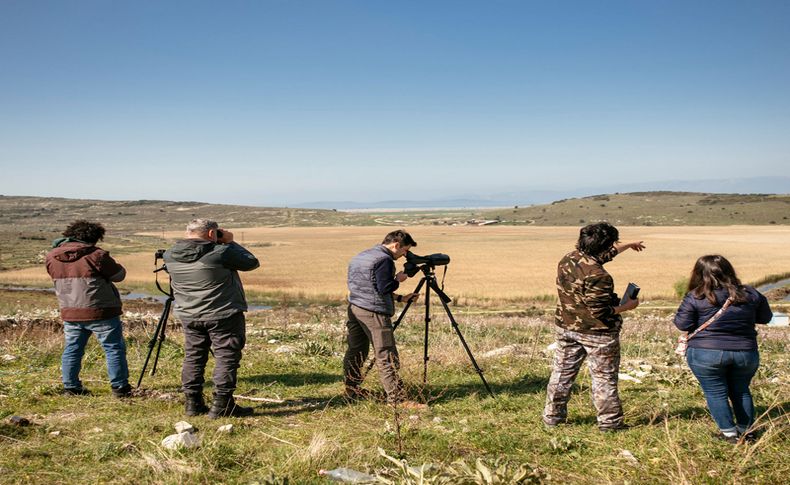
[343, 304, 404, 401]
[543, 326, 624, 430]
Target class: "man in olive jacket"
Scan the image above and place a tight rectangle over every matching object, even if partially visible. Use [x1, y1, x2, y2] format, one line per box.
[164, 219, 260, 418]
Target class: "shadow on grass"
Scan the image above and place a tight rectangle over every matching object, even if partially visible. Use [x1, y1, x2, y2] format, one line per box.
[413, 374, 551, 404]
[239, 372, 343, 387]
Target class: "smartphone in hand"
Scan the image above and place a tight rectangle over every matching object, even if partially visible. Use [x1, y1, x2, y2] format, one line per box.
[620, 283, 640, 305]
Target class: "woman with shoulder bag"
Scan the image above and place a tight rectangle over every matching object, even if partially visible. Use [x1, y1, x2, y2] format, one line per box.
[673, 255, 773, 443]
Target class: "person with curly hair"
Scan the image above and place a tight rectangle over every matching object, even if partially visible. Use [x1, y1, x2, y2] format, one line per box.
[46, 220, 131, 398]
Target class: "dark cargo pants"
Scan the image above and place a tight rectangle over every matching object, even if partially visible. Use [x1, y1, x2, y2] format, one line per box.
[543, 326, 624, 430]
[343, 304, 405, 402]
[181, 312, 246, 397]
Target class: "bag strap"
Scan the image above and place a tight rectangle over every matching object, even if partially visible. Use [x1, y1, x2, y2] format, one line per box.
[687, 296, 734, 340]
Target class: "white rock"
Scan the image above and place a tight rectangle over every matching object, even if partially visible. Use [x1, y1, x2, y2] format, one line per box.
[49, 430, 61, 437]
[618, 373, 642, 384]
[161, 431, 201, 450]
[217, 424, 233, 433]
[174, 421, 195, 434]
[432, 416, 443, 423]
[274, 345, 297, 354]
[481, 344, 523, 358]
[90, 427, 103, 433]
[267, 339, 279, 344]
[618, 449, 639, 466]
[546, 342, 559, 352]
[2, 354, 16, 362]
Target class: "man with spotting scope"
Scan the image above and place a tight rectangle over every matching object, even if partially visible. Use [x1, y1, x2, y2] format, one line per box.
[343, 229, 425, 409]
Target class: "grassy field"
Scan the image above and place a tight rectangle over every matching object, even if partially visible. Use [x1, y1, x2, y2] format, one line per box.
[0, 290, 788, 484]
[2, 225, 789, 304]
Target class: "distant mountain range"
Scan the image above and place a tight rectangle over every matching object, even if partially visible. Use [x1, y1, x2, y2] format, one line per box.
[291, 176, 790, 210]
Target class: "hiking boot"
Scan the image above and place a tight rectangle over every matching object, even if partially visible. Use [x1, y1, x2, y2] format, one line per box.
[208, 395, 254, 419]
[396, 400, 428, 411]
[185, 393, 210, 416]
[344, 386, 374, 401]
[599, 423, 630, 433]
[63, 387, 90, 396]
[111, 384, 133, 398]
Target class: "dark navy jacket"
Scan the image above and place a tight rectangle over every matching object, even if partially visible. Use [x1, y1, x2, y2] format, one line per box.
[673, 286, 772, 351]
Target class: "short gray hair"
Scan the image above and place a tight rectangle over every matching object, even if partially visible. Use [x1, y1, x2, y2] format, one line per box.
[185, 218, 218, 236]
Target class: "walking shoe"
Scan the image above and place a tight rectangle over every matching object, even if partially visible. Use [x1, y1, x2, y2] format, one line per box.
[111, 384, 133, 398]
[741, 432, 760, 443]
[184, 393, 210, 416]
[208, 395, 254, 419]
[714, 432, 739, 444]
[62, 387, 90, 396]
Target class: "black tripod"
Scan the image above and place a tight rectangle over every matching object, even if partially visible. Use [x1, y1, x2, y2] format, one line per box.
[385, 264, 494, 397]
[136, 255, 174, 388]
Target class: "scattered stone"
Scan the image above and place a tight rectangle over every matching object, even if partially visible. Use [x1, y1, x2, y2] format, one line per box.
[618, 449, 639, 467]
[161, 431, 201, 450]
[432, 416, 443, 423]
[319, 467, 376, 483]
[408, 415, 420, 421]
[267, 339, 279, 344]
[458, 418, 468, 425]
[49, 430, 61, 437]
[618, 373, 642, 384]
[8, 416, 30, 426]
[217, 424, 233, 434]
[174, 421, 196, 434]
[546, 342, 559, 352]
[274, 345, 297, 354]
[90, 427, 103, 433]
[2, 354, 16, 362]
[481, 344, 524, 358]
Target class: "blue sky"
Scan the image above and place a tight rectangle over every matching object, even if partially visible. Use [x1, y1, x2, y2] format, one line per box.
[1, 1, 788, 205]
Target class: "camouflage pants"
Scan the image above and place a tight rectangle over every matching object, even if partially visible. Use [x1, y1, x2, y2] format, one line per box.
[543, 326, 624, 430]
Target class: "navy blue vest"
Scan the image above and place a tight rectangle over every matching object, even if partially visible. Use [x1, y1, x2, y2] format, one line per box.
[347, 245, 395, 315]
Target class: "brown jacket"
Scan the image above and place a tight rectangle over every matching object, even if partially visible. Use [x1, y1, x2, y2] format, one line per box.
[45, 241, 126, 321]
[555, 248, 622, 334]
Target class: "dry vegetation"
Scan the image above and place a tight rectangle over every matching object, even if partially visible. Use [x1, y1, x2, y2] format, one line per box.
[2, 225, 789, 303]
[0, 291, 788, 484]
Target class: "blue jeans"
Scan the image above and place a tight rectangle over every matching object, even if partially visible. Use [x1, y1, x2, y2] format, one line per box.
[62, 316, 129, 389]
[686, 347, 759, 434]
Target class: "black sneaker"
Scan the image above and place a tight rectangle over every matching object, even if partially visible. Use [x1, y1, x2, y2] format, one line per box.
[111, 384, 133, 398]
[63, 387, 90, 396]
[600, 423, 630, 433]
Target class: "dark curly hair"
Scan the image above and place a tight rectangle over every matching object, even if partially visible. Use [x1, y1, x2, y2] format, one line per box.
[576, 222, 619, 259]
[687, 254, 748, 305]
[62, 220, 106, 244]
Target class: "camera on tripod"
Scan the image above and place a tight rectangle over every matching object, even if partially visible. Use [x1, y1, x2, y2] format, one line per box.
[404, 251, 450, 277]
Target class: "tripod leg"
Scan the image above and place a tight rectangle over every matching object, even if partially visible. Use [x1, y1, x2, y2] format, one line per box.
[136, 297, 172, 388]
[423, 277, 431, 386]
[150, 298, 172, 376]
[430, 281, 495, 398]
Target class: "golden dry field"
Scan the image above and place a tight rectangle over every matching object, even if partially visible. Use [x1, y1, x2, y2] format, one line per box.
[2, 225, 789, 303]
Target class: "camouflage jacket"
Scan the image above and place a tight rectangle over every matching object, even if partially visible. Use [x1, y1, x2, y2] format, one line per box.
[555, 247, 622, 334]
